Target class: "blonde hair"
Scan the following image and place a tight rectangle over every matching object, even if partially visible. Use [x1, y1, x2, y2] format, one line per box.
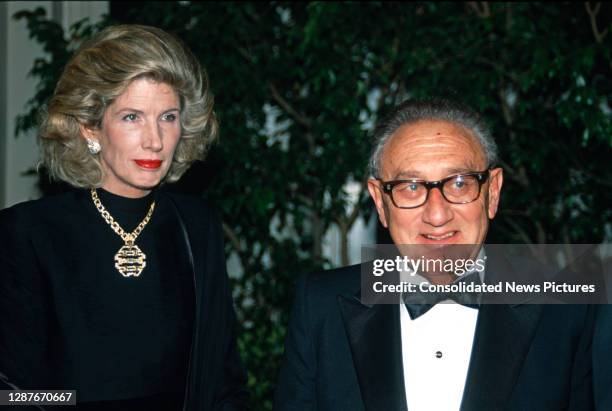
[39, 24, 218, 187]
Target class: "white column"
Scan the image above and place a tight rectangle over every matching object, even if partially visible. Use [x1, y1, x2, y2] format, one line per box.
[0, 1, 108, 209]
[0, 1, 52, 209]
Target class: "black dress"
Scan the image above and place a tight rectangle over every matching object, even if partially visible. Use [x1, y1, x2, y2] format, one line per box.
[0, 189, 248, 410]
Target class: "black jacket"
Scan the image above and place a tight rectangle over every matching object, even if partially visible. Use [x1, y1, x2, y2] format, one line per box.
[166, 191, 249, 410]
[594, 304, 612, 410]
[275, 263, 595, 411]
[0, 190, 249, 410]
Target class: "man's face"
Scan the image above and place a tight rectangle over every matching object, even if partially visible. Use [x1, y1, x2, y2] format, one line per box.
[367, 120, 503, 246]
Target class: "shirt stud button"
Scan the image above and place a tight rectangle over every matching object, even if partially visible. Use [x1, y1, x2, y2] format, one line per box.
[435, 351, 443, 358]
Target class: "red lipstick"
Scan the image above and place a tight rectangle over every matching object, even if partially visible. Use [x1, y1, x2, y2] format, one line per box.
[135, 159, 162, 169]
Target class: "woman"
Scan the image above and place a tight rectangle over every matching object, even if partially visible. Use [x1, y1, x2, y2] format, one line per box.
[0, 25, 248, 410]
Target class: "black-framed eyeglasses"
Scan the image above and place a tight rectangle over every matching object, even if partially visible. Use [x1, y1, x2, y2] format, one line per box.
[378, 170, 491, 209]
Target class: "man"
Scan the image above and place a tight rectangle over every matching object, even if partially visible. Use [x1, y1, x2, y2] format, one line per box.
[274, 99, 594, 410]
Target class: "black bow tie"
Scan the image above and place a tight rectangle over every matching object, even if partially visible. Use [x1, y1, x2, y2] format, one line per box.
[403, 274, 482, 320]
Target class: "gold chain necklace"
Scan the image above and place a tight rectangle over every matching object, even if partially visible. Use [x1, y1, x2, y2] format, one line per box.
[91, 188, 156, 278]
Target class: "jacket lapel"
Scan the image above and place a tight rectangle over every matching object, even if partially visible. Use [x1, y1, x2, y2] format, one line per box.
[337, 252, 545, 411]
[460, 303, 543, 410]
[338, 294, 408, 411]
[164, 193, 206, 410]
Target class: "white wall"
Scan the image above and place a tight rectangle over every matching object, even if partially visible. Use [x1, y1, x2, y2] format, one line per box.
[0, 1, 108, 209]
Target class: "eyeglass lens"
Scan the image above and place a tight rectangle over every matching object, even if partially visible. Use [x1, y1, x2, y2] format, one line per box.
[391, 175, 481, 208]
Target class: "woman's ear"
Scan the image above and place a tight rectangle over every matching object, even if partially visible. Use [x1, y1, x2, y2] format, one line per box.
[79, 124, 98, 141]
[79, 124, 101, 154]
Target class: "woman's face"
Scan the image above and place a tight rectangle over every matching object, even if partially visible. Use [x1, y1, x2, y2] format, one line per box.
[84, 77, 181, 198]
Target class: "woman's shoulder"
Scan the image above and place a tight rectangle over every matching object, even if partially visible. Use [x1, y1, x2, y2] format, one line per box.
[0, 191, 81, 231]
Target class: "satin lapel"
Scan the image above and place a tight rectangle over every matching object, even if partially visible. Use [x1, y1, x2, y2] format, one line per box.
[460, 303, 543, 410]
[338, 295, 408, 411]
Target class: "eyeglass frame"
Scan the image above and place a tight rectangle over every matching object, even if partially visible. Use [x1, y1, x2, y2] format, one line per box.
[377, 169, 492, 209]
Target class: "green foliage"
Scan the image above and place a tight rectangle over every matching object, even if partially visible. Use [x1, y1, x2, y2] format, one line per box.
[14, 3, 612, 409]
[13, 9, 106, 136]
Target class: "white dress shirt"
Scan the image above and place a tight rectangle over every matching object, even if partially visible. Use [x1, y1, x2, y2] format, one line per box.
[400, 300, 478, 411]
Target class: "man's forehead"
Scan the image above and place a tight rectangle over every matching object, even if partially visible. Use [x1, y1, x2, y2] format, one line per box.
[381, 120, 487, 178]
[392, 165, 483, 180]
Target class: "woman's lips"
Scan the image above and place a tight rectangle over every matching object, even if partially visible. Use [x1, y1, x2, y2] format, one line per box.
[134, 159, 162, 169]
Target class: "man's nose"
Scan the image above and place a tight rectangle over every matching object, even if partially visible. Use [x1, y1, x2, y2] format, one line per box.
[143, 122, 163, 151]
[421, 187, 453, 226]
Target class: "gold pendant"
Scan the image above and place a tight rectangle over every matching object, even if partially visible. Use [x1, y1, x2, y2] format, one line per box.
[114, 243, 147, 277]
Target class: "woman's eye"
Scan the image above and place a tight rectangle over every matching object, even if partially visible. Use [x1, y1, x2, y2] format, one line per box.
[123, 113, 138, 122]
[162, 113, 177, 121]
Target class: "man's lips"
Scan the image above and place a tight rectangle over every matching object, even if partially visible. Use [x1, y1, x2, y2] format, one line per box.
[419, 231, 459, 242]
[134, 159, 162, 169]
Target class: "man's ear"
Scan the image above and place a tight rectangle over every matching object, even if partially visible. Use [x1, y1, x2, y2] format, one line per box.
[487, 167, 503, 219]
[367, 178, 389, 228]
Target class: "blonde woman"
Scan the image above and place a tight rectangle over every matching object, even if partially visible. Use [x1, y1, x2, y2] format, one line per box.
[0, 25, 248, 410]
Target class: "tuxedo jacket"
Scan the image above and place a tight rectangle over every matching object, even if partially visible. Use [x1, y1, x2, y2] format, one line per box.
[274, 263, 595, 411]
[594, 304, 612, 410]
[0, 190, 248, 410]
